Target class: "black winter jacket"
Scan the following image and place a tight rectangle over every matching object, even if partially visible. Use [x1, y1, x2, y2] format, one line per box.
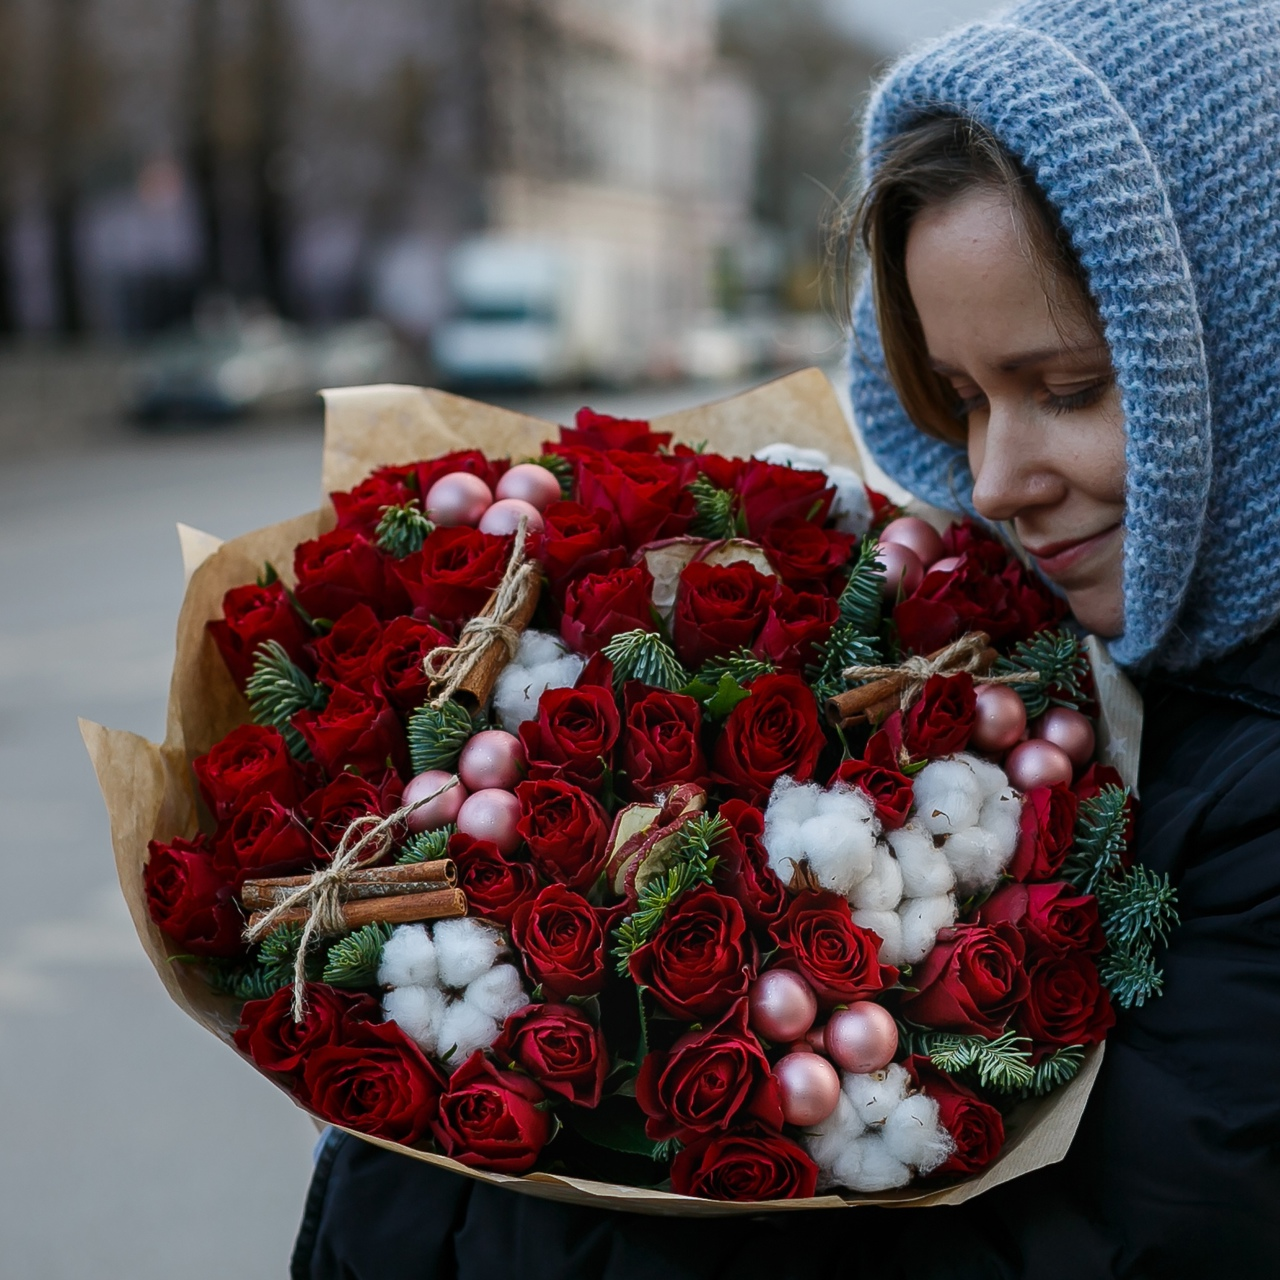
[292, 633, 1280, 1280]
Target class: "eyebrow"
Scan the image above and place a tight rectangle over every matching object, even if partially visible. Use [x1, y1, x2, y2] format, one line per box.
[928, 343, 1112, 376]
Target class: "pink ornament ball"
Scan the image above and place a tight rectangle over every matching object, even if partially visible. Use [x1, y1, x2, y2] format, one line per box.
[456, 787, 523, 854]
[478, 498, 545, 536]
[1033, 707, 1096, 768]
[805, 1024, 828, 1054]
[426, 471, 493, 527]
[971, 684, 1029, 754]
[458, 729, 527, 792]
[880, 516, 945, 568]
[496, 463, 563, 512]
[824, 1002, 899, 1074]
[748, 969, 819, 1044]
[929, 555, 963, 575]
[403, 770, 467, 833]
[774, 1051, 842, 1127]
[1005, 738, 1075, 791]
[875, 541, 924, 599]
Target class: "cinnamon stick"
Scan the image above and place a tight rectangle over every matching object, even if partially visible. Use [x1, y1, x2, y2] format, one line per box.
[241, 878, 456, 910]
[247, 887, 468, 935]
[240, 860, 455, 909]
[825, 643, 1000, 729]
[453, 576, 542, 709]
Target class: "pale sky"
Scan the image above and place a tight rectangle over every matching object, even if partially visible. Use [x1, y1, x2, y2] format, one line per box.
[821, 0, 1006, 56]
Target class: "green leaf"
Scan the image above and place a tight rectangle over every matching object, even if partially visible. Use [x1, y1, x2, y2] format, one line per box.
[561, 1096, 665, 1159]
[257, 562, 280, 588]
[322, 922, 395, 988]
[602, 629, 691, 691]
[702, 672, 752, 720]
[407, 700, 474, 774]
[245, 640, 327, 760]
[375, 501, 433, 558]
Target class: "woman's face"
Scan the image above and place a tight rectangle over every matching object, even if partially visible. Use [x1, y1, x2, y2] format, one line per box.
[904, 188, 1127, 638]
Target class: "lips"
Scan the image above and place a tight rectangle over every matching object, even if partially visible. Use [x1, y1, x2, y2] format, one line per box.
[1023, 523, 1122, 579]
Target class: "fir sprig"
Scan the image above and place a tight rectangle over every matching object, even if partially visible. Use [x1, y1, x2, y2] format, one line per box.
[407, 700, 474, 774]
[689, 475, 741, 540]
[992, 629, 1089, 718]
[807, 623, 883, 705]
[697, 648, 774, 688]
[375, 501, 433, 557]
[602, 629, 691, 691]
[397, 825, 456, 864]
[322, 922, 395, 988]
[904, 1027, 1038, 1093]
[1027, 1046, 1086, 1096]
[246, 641, 327, 759]
[838, 536, 886, 636]
[1061, 784, 1130, 895]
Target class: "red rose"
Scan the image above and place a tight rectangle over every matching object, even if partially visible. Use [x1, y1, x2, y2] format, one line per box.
[901, 673, 977, 759]
[395, 526, 511, 625]
[671, 1130, 819, 1201]
[519, 683, 620, 796]
[510, 885, 614, 1000]
[309, 603, 383, 691]
[235, 983, 379, 1076]
[759, 519, 856, 591]
[904, 1056, 1005, 1177]
[514, 779, 610, 889]
[672, 446, 745, 491]
[711, 673, 826, 805]
[628, 887, 757, 1021]
[294, 683, 409, 780]
[769, 890, 898, 1007]
[493, 1002, 608, 1107]
[208, 580, 313, 687]
[213, 793, 316, 881]
[448, 832, 537, 927]
[1019, 952, 1115, 1048]
[576, 449, 695, 550]
[1007, 784, 1079, 881]
[559, 407, 671, 454]
[899, 923, 1030, 1036]
[302, 1019, 445, 1145]
[673, 560, 776, 669]
[431, 1050, 551, 1173]
[300, 772, 403, 853]
[194, 723, 301, 820]
[753, 586, 838, 672]
[143, 833, 244, 956]
[539, 501, 628, 595]
[635, 1001, 782, 1141]
[414, 449, 508, 500]
[331, 472, 415, 536]
[735, 461, 833, 538]
[713, 800, 790, 929]
[977, 881, 1105, 957]
[368, 615, 451, 713]
[621, 685, 708, 801]
[831, 758, 914, 830]
[560, 564, 657, 655]
[1073, 762, 1125, 804]
[293, 526, 407, 622]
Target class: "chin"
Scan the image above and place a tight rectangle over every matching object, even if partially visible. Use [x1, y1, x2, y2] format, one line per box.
[1066, 587, 1125, 639]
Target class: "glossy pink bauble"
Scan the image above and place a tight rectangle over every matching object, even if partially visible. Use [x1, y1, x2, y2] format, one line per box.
[456, 787, 523, 854]
[426, 472, 493, 527]
[458, 729, 527, 792]
[929, 555, 963, 575]
[495, 463, 563, 512]
[875, 541, 924, 599]
[880, 516, 945, 568]
[1033, 707, 1096, 768]
[774, 1052, 842, 1127]
[805, 1024, 828, 1054]
[478, 498, 545, 536]
[748, 969, 819, 1044]
[971, 684, 1029, 754]
[403, 770, 467, 833]
[824, 1002, 899, 1074]
[1005, 738, 1074, 791]
[789, 1040, 816, 1054]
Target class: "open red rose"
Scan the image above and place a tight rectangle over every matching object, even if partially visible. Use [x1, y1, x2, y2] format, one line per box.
[194, 723, 301, 820]
[735, 460, 833, 538]
[899, 922, 1030, 1036]
[519, 683, 620, 796]
[753, 586, 838, 672]
[208, 580, 313, 687]
[713, 800, 790, 929]
[395, 526, 511, 625]
[294, 683, 409, 780]
[559, 407, 671, 454]
[560, 563, 657, 655]
[628, 887, 757, 1021]
[143, 833, 244, 957]
[431, 1050, 551, 1173]
[309, 604, 383, 691]
[539, 501, 628, 595]
[448, 832, 537, 927]
[672, 445, 745, 491]
[635, 1001, 782, 1141]
[905, 1056, 1005, 1177]
[671, 1130, 819, 1201]
[515, 779, 610, 889]
[235, 983, 379, 1076]
[293, 526, 407, 621]
[510, 885, 614, 1000]
[302, 1019, 445, 1145]
[213, 793, 315, 881]
[1007, 784, 1079, 881]
[1019, 951, 1115, 1048]
[769, 890, 898, 1007]
[300, 772, 402, 853]
[902, 673, 977, 758]
[831, 758, 913, 830]
[712, 673, 826, 804]
[621, 685, 708, 802]
[673, 560, 776, 669]
[576, 449, 695, 550]
[978, 881, 1106, 957]
[493, 1002, 608, 1107]
[330, 471, 416, 536]
[414, 449, 508, 499]
[368, 615, 451, 713]
[760, 518, 855, 591]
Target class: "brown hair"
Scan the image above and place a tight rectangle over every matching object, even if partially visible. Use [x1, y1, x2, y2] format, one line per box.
[832, 115, 1101, 444]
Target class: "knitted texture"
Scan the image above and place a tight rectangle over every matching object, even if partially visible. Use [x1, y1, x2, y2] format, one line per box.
[849, 0, 1280, 671]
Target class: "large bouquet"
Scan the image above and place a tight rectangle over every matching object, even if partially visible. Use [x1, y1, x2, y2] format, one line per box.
[85, 371, 1171, 1211]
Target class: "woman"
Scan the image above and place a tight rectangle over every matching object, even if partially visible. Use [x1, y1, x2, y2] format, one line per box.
[294, 2, 1280, 1275]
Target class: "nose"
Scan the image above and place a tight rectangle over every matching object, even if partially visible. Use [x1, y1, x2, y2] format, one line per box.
[968, 405, 1062, 523]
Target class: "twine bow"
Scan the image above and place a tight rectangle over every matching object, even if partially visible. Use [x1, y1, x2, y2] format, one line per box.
[242, 775, 460, 1021]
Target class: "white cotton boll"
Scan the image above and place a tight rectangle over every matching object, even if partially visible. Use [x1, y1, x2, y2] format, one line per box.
[843, 1062, 910, 1126]
[800, 814, 877, 898]
[963, 753, 1011, 799]
[762, 777, 823, 880]
[889, 825, 956, 898]
[833, 1133, 913, 1192]
[851, 908, 905, 967]
[377, 924, 438, 989]
[813, 784, 876, 825]
[492, 650, 586, 733]
[898, 894, 958, 965]
[382, 985, 448, 1055]
[979, 790, 1023, 862]
[803, 1093, 867, 1175]
[850, 843, 905, 912]
[753, 443, 830, 470]
[463, 964, 528, 1021]
[826, 465, 874, 536]
[434, 918, 504, 990]
[436, 1000, 499, 1067]
[881, 1093, 954, 1173]
[912, 758, 983, 835]
[516, 629, 568, 668]
[944, 825, 1014, 895]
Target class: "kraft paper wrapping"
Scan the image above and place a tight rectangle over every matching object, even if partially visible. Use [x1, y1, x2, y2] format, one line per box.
[82, 367, 1137, 1215]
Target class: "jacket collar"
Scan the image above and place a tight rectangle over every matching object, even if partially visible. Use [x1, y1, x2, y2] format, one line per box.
[1147, 628, 1280, 718]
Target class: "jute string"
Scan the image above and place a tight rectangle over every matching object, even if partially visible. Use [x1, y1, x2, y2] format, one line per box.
[242, 776, 460, 1021]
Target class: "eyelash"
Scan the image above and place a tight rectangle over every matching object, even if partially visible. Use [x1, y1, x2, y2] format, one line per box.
[951, 379, 1113, 420]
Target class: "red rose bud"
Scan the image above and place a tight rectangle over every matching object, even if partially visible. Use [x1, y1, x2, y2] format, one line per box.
[208, 580, 313, 687]
[446, 831, 537, 927]
[673, 559, 776, 669]
[143, 834, 244, 957]
[769, 891, 898, 1007]
[493, 1002, 608, 1107]
[627, 886, 758, 1021]
[904, 1056, 1006, 1177]
[902, 673, 978, 759]
[431, 1051, 552, 1174]
[560, 563, 657, 655]
[368, 615, 451, 713]
[753, 587, 838, 672]
[330, 472, 415, 536]
[621, 685, 708, 802]
[213, 792, 316, 881]
[1018, 952, 1115, 1048]
[235, 983, 379, 1076]
[559, 407, 671, 454]
[518, 683, 620, 796]
[735, 460, 833, 538]
[898, 922, 1030, 1037]
[576, 449, 695, 550]
[300, 772, 402, 853]
[292, 526, 408, 621]
[977, 881, 1106, 957]
[414, 449, 508, 500]
[294, 683, 410, 780]
[1007, 784, 1080, 881]
[831, 758, 914, 830]
[510, 885, 614, 1001]
[193, 723, 302, 820]
[759, 518, 856, 591]
[394, 525, 511, 625]
[635, 1001, 783, 1142]
[309, 604, 383, 691]
[515, 779, 611, 889]
[539, 501, 629, 594]
[713, 799, 790, 929]
[671, 1130, 819, 1201]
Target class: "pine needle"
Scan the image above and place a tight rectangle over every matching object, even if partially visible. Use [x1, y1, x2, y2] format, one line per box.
[602, 629, 691, 691]
[246, 641, 327, 760]
[407, 700, 474, 774]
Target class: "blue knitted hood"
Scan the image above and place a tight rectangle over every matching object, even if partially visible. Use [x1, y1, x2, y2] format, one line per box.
[850, 0, 1280, 671]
